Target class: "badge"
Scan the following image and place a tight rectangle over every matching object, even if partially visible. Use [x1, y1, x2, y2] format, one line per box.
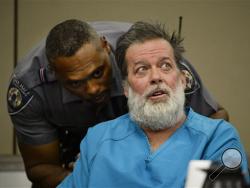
[7, 76, 33, 115]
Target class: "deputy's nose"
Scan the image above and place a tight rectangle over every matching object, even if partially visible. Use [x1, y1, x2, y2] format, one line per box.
[86, 82, 101, 95]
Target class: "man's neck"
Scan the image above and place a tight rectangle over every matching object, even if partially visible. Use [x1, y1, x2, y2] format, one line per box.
[143, 115, 186, 152]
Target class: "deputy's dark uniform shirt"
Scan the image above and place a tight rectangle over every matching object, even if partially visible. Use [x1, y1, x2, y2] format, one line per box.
[7, 21, 218, 166]
[179, 59, 218, 115]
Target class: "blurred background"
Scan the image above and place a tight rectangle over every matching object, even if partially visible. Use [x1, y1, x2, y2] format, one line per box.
[0, 0, 249, 166]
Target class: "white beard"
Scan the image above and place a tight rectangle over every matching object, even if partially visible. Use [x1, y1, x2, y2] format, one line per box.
[127, 80, 185, 131]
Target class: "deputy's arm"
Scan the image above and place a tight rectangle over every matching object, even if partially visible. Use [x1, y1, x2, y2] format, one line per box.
[18, 139, 70, 188]
[7, 80, 71, 187]
[209, 104, 229, 121]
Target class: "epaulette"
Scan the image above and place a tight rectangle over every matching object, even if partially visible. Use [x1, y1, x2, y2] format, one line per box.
[7, 75, 34, 115]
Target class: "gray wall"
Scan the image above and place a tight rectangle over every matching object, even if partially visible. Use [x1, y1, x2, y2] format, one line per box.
[1, 0, 14, 154]
[1, 0, 250, 155]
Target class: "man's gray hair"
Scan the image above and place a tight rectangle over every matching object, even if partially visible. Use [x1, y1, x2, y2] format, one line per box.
[115, 21, 185, 80]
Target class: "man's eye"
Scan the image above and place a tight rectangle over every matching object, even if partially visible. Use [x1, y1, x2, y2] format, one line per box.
[136, 66, 147, 74]
[92, 68, 104, 78]
[161, 62, 172, 71]
[69, 81, 82, 88]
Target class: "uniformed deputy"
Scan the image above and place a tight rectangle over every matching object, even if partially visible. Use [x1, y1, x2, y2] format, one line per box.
[7, 19, 229, 188]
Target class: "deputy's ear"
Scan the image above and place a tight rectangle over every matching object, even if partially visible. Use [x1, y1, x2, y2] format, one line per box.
[100, 36, 111, 54]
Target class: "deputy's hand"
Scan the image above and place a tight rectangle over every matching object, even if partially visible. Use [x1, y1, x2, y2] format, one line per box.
[67, 153, 80, 171]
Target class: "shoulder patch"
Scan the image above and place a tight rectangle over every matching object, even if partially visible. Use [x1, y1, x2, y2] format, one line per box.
[7, 77, 34, 115]
[182, 69, 195, 92]
[179, 63, 200, 95]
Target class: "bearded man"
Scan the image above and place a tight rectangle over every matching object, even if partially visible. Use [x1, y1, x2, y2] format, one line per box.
[57, 21, 249, 188]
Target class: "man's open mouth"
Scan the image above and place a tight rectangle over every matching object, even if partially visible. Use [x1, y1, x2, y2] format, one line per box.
[147, 89, 169, 101]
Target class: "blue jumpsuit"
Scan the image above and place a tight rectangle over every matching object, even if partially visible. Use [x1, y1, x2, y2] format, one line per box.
[58, 108, 249, 188]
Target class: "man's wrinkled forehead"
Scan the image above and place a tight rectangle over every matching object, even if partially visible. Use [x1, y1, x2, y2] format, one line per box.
[125, 39, 175, 63]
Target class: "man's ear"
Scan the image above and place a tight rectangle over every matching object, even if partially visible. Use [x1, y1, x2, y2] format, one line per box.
[180, 70, 187, 90]
[100, 36, 111, 54]
[123, 80, 129, 97]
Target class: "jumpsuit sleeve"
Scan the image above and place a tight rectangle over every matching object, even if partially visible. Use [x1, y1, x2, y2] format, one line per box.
[203, 120, 250, 183]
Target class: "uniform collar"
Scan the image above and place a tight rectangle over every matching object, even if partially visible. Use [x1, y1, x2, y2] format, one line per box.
[62, 52, 124, 104]
[109, 51, 124, 97]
